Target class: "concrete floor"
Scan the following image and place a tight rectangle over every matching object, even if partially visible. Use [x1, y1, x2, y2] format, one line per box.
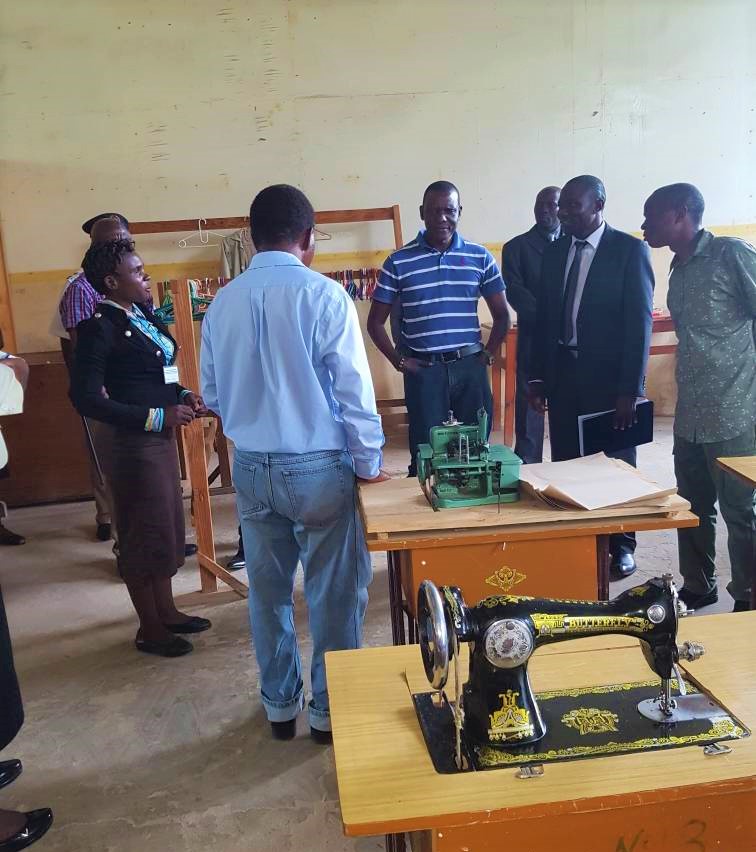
[0, 417, 737, 851]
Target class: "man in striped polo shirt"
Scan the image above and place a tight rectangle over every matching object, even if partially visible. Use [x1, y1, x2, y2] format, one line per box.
[368, 181, 511, 475]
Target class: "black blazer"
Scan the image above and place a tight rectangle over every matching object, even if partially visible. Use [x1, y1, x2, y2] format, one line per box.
[501, 225, 555, 331]
[532, 224, 654, 409]
[70, 303, 185, 431]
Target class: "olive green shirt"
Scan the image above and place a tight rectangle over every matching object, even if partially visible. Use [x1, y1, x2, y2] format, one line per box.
[667, 230, 756, 443]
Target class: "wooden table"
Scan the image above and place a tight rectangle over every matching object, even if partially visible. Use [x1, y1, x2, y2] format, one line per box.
[716, 455, 756, 609]
[326, 612, 756, 851]
[359, 478, 698, 644]
[716, 455, 756, 488]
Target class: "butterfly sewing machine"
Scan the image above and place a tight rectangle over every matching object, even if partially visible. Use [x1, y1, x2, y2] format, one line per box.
[414, 574, 748, 772]
[416, 408, 521, 510]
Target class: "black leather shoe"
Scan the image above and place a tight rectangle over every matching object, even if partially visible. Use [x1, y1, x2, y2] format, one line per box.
[184, 543, 198, 557]
[0, 808, 53, 851]
[0, 524, 25, 546]
[164, 616, 211, 634]
[310, 727, 333, 745]
[271, 719, 296, 741]
[135, 634, 193, 657]
[96, 522, 112, 542]
[610, 553, 636, 579]
[0, 759, 22, 790]
[225, 550, 245, 571]
[678, 586, 718, 610]
[733, 600, 751, 613]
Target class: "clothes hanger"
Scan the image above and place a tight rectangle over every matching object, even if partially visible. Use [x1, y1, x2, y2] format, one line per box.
[177, 218, 228, 248]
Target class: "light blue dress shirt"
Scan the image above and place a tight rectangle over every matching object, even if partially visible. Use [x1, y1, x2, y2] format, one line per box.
[201, 251, 384, 478]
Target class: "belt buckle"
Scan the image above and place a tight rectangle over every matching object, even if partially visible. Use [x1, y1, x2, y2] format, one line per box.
[441, 349, 459, 363]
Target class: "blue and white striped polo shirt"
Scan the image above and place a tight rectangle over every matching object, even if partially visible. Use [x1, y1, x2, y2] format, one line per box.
[374, 230, 505, 353]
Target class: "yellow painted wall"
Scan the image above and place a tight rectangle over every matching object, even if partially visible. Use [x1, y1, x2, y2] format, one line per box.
[2, 0, 755, 405]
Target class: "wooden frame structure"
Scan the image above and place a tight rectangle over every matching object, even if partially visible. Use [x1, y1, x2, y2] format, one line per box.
[139, 206, 404, 601]
[0, 224, 17, 353]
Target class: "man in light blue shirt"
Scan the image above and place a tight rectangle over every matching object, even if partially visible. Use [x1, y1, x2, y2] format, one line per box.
[201, 184, 387, 744]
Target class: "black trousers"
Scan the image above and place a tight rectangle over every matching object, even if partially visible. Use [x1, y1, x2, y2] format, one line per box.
[514, 331, 545, 464]
[404, 353, 492, 476]
[0, 586, 23, 751]
[547, 350, 636, 557]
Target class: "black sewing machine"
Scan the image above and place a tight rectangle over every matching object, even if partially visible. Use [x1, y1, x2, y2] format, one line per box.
[414, 576, 748, 772]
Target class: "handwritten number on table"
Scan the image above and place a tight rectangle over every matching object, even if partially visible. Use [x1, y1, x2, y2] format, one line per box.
[614, 821, 707, 852]
[683, 819, 706, 851]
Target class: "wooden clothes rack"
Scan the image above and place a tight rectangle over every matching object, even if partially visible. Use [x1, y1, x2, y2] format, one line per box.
[137, 206, 404, 602]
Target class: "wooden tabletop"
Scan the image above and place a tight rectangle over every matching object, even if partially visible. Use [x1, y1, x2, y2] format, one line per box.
[717, 456, 756, 488]
[326, 613, 756, 837]
[358, 477, 697, 550]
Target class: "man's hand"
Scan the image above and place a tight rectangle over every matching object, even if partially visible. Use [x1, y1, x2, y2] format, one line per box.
[527, 381, 547, 414]
[399, 357, 430, 375]
[358, 469, 391, 484]
[613, 395, 637, 430]
[164, 404, 195, 428]
[183, 392, 208, 416]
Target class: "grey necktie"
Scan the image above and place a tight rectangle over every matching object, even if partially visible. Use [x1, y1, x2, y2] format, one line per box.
[561, 240, 588, 345]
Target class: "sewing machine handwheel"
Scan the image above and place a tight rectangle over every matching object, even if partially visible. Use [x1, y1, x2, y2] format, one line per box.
[417, 580, 450, 691]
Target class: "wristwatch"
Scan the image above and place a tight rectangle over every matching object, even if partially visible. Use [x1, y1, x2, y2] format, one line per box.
[480, 349, 495, 366]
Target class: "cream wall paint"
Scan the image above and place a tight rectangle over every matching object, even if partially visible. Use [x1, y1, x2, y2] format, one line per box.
[1, 0, 755, 406]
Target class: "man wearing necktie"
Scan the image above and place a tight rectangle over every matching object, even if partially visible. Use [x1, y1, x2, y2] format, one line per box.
[529, 175, 654, 579]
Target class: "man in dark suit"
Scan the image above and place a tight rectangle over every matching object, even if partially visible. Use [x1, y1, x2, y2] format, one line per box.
[502, 186, 561, 463]
[529, 175, 654, 579]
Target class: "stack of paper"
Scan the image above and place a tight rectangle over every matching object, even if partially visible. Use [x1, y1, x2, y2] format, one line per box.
[518, 453, 676, 511]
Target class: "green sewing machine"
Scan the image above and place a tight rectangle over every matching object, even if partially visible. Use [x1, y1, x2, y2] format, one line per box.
[417, 409, 521, 510]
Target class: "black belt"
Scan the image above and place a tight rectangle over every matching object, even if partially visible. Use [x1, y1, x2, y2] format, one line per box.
[403, 342, 484, 364]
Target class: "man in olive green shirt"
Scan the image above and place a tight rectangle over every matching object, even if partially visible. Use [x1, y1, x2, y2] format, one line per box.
[642, 183, 756, 612]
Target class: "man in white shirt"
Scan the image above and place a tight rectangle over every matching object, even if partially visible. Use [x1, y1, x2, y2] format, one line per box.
[201, 184, 387, 744]
[529, 175, 654, 579]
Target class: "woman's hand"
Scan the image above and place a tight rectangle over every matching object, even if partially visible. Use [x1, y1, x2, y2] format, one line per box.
[183, 392, 208, 416]
[164, 404, 195, 428]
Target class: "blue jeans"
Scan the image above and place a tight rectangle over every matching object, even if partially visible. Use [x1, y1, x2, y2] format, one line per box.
[233, 449, 371, 731]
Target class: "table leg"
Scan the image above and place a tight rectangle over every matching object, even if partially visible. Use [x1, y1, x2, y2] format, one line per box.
[596, 535, 610, 600]
[388, 550, 406, 645]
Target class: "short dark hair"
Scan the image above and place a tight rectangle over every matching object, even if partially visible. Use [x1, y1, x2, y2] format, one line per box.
[650, 183, 705, 225]
[422, 180, 460, 205]
[564, 175, 606, 205]
[81, 213, 129, 235]
[82, 238, 136, 295]
[249, 185, 315, 247]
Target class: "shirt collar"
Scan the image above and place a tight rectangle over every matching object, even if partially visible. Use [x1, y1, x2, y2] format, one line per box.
[249, 250, 306, 269]
[100, 300, 146, 319]
[532, 224, 561, 243]
[416, 229, 464, 253]
[670, 230, 713, 269]
[571, 221, 605, 250]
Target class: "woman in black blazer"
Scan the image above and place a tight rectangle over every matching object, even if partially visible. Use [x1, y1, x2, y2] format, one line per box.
[71, 239, 211, 657]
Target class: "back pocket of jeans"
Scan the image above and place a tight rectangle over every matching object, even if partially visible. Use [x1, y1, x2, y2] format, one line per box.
[282, 461, 346, 527]
[233, 462, 266, 516]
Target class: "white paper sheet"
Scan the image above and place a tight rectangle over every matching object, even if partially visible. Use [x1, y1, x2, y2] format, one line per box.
[518, 453, 675, 511]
